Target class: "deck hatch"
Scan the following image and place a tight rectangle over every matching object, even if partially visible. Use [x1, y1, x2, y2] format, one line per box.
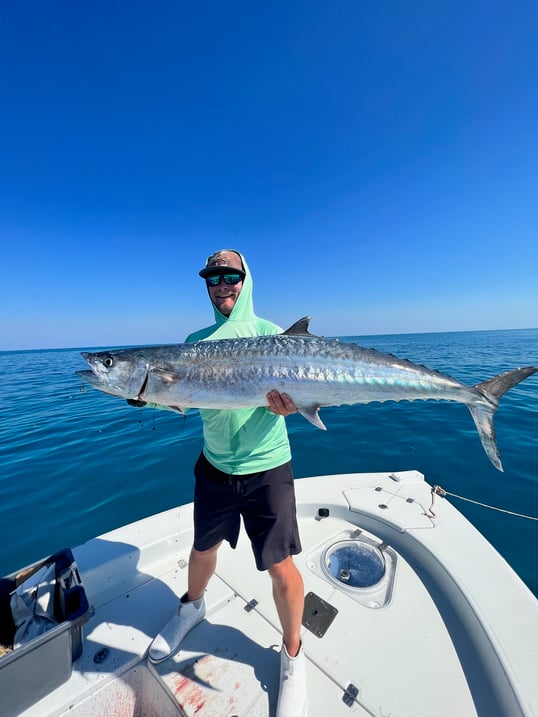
[323, 540, 385, 588]
[306, 529, 397, 608]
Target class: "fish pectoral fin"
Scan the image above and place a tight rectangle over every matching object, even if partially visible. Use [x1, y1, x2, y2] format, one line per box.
[297, 405, 326, 430]
[151, 368, 180, 383]
[166, 405, 186, 415]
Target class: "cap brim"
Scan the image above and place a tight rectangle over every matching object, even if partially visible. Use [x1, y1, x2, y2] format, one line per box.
[199, 266, 246, 279]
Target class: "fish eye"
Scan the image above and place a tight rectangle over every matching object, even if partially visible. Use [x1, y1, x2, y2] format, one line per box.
[104, 356, 114, 368]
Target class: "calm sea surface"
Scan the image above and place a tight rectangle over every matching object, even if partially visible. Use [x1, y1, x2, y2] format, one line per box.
[1, 329, 537, 595]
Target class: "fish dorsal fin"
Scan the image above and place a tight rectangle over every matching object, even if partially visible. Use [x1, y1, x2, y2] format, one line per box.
[283, 316, 315, 336]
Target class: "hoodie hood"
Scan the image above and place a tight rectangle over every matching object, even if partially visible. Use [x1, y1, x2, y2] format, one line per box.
[209, 250, 254, 327]
[186, 251, 281, 342]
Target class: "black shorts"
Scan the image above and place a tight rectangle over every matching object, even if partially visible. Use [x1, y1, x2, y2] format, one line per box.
[193, 452, 302, 571]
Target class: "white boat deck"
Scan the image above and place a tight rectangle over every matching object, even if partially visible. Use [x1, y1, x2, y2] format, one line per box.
[16, 471, 538, 717]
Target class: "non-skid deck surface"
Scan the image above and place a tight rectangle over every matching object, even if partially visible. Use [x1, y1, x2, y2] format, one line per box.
[17, 476, 480, 717]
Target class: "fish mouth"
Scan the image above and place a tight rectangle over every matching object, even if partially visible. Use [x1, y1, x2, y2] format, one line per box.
[76, 369, 124, 397]
[77, 369, 103, 387]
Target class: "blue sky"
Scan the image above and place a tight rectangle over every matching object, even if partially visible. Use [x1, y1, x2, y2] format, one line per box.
[1, 1, 537, 350]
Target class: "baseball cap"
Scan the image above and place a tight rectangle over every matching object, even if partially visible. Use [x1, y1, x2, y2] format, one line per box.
[198, 249, 246, 279]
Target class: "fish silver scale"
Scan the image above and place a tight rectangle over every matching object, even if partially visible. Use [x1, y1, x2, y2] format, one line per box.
[142, 334, 473, 410]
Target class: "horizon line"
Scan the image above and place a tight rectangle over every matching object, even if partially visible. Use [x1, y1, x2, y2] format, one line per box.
[1, 325, 537, 353]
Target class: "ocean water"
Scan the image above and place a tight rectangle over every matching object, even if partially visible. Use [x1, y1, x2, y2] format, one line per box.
[1, 329, 537, 596]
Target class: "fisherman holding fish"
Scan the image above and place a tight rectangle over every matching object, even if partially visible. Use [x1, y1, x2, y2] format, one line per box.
[148, 250, 308, 717]
[80, 257, 538, 717]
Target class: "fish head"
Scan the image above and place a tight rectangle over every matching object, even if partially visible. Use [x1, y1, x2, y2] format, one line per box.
[78, 350, 149, 400]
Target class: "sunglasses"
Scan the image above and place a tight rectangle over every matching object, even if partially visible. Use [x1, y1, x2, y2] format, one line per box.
[205, 273, 243, 287]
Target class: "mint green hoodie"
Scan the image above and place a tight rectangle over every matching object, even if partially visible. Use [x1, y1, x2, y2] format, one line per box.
[186, 252, 292, 474]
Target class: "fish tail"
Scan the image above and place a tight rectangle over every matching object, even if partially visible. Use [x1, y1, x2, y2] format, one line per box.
[469, 366, 538, 472]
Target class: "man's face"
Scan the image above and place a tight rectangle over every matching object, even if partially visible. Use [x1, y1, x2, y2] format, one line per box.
[207, 274, 243, 316]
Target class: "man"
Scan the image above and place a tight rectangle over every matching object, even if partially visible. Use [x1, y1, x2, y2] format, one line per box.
[148, 250, 307, 717]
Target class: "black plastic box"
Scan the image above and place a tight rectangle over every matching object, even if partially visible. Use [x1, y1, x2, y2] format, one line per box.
[0, 548, 90, 716]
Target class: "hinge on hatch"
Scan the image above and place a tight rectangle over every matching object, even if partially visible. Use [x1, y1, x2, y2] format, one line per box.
[342, 683, 359, 706]
[244, 598, 258, 612]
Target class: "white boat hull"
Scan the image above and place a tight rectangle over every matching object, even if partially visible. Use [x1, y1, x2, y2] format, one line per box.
[10, 471, 538, 717]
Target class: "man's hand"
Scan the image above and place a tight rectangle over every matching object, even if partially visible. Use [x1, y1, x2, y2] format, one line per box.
[266, 390, 298, 416]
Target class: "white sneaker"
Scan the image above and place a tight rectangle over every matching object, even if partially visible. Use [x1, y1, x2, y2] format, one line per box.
[276, 642, 308, 717]
[148, 593, 206, 664]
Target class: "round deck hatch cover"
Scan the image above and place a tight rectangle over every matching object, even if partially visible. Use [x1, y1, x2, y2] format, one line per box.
[323, 540, 385, 588]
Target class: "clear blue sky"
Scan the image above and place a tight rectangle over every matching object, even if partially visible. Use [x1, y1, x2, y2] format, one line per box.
[1, 1, 537, 350]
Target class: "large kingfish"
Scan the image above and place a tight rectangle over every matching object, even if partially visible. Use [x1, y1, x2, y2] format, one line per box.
[78, 317, 537, 471]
